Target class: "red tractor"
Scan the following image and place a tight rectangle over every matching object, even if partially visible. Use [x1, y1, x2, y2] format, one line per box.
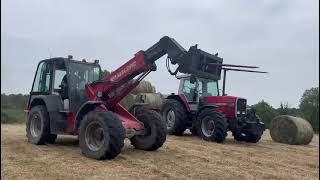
[160, 62, 267, 143]
[25, 36, 224, 160]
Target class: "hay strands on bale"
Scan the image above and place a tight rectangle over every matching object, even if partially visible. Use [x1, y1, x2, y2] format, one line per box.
[270, 115, 314, 145]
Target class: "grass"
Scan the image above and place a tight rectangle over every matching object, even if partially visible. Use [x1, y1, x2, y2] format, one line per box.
[1, 107, 26, 124]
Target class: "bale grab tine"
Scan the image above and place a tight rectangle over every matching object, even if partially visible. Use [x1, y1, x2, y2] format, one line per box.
[208, 63, 260, 69]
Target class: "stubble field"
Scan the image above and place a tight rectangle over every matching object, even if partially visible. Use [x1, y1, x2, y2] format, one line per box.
[1, 124, 319, 180]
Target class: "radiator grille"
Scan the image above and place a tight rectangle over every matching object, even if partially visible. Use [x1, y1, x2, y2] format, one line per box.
[236, 98, 247, 117]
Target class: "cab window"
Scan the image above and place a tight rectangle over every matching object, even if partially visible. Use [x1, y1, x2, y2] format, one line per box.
[32, 61, 52, 93]
[54, 70, 66, 89]
[182, 79, 196, 101]
[198, 79, 219, 97]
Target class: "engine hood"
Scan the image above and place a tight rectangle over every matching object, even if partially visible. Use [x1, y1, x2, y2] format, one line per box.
[204, 96, 239, 104]
[203, 96, 247, 120]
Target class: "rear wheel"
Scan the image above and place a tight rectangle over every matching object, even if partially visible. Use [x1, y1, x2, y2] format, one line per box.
[26, 105, 51, 145]
[195, 108, 228, 143]
[79, 111, 125, 160]
[130, 107, 166, 151]
[160, 99, 187, 136]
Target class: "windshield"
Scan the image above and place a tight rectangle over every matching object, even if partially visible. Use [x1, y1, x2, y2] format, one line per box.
[198, 78, 219, 96]
[69, 62, 101, 90]
[68, 62, 101, 112]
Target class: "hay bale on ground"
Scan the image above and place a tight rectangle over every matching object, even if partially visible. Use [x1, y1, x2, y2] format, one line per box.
[270, 115, 314, 145]
[131, 81, 156, 94]
[134, 93, 164, 108]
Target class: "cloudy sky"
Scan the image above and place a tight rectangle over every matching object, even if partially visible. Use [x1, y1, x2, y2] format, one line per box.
[1, 0, 319, 108]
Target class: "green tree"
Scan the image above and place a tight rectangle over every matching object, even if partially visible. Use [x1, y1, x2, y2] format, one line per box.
[251, 100, 278, 128]
[299, 87, 319, 132]
[277, 102, 300, 117]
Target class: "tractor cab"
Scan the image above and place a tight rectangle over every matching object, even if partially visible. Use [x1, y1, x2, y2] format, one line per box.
[28, 56, 101, 113]
[177, 74, 219, 111]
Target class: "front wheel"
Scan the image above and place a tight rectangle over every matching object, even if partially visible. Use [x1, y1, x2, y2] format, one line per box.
[195, 108, 228, 143]
[79, 111, 125, 160]
[232, 110, 265, 143]
[130, 108, 167, 151]
[233, 122, 264, 143]
[26, 105, 51, 145]
[190, 127, 198, 136]
[46, 134, 57, 144]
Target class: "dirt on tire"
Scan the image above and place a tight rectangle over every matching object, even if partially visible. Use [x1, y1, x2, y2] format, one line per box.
[1, 124, 319, 180]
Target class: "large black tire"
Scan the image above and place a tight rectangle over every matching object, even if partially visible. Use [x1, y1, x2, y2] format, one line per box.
[195, 108, 228, 143]
[130, 107, 167, 151]
[160, 99, 187, 136]
[79, 111, 125, 160]
[232, 113, 264, 143]
[245, 132, 263, 143]
[46, 134, 58, 144]
[26, 105, 51, 145]
[190, 127, 198, 136]
[233, 129, 263, 143]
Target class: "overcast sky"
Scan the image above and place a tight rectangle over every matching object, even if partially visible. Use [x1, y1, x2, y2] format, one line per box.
[1, 0, 319, 108]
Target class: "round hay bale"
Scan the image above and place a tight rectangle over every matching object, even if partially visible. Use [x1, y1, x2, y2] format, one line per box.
[120, 93, 137, 110]
[270, 115, 314, 145]
[131, 81, 156, 94]
[134, 93, 164, 108]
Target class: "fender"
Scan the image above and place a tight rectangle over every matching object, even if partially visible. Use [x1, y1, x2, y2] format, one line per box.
[75, 101, 106, 129]
[197, 104, 218, 116]
[166, 94, 190, 112]
[29, 94, 63, 112]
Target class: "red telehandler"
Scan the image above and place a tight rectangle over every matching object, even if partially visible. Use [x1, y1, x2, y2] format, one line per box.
[25, 36, 223, 160]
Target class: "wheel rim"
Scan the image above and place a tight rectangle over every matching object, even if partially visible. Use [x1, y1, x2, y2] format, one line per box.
[201, 117, 215, 137]
[85, 121, 106, 151]
[30, 113, 42, 138]
[166, 109, 175, 130]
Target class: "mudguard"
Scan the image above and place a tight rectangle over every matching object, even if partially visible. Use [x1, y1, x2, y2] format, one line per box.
[166, 94, 190, 112]
[75, 101, 106, 129]
[29, 94, 64, 112]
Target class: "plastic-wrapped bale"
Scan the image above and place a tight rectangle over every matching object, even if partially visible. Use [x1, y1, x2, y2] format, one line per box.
[131, 81, 156, 94]
[135, 93, 164, 108]
[270, 115, 314, 145]
[120, 93, 137, 110]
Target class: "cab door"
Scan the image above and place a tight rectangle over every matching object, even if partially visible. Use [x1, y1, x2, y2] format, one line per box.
[29, 60, 53, 99]
[178, 77, 199, 111]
